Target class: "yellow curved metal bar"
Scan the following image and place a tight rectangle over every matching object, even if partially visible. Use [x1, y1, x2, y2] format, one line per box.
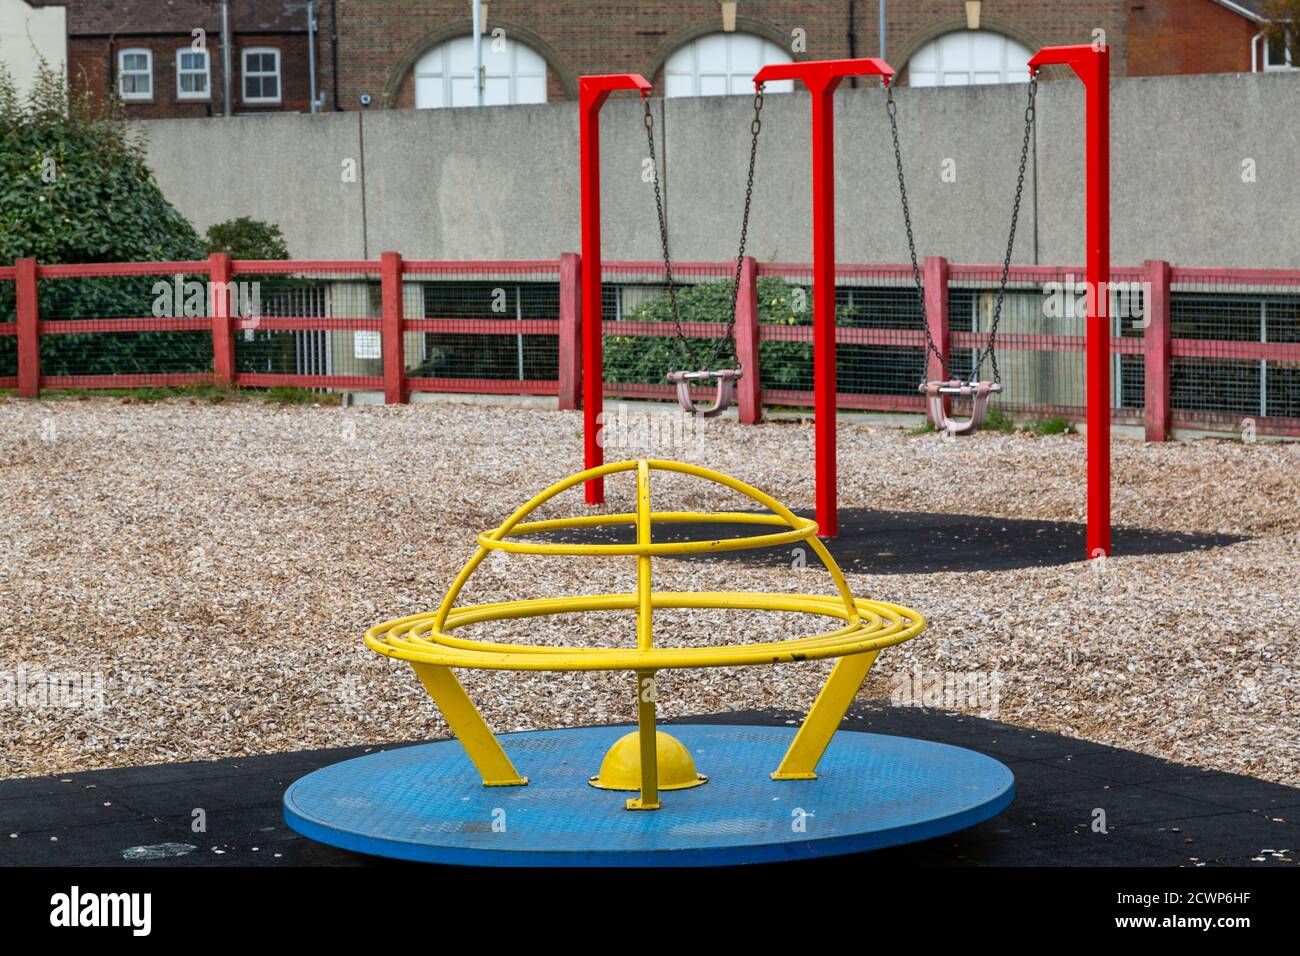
[504, 511, 798, 533]
[364, 594, 923, 671]
[397, 600, 883, 660]
[477, 523, 816, 557]
[478, 510, 817, 565]
[389, 593, 884, 660]
[464, 459, 859, 624]
[433, 460, 852, 629]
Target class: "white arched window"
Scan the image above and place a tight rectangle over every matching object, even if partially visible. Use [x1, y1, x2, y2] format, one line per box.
[908, 31, 1033, 86]
[414, 35, 547, 108]
[664, 33, 794, 97]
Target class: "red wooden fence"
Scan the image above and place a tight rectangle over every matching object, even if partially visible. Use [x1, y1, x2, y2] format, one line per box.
[2, 253, 1298, 438]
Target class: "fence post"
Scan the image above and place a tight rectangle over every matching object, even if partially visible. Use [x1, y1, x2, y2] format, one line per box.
[558, 252, 581, 410]
[381, 251, 406, 404]
[1143, 259, 1172, 442]
[735, 256, 761, 424]
[209, 252, 235, 386]
[15, 258, 39, 398]
[922, 256, 950, 422]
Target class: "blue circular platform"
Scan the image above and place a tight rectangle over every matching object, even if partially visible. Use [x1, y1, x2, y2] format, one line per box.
[284, 725, 1014, 866]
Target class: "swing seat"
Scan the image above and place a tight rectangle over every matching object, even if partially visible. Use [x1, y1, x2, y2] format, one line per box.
[667, 369, 741, 418]
[920, 380, 1003, 436]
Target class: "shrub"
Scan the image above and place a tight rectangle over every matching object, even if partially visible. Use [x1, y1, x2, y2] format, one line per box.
[1030, 416, 1073, 435]
[602, 276, 853, 385]
[983, 406, 1016, 433]
[0, 63, 207, 376]
[204, 217, 289, 260]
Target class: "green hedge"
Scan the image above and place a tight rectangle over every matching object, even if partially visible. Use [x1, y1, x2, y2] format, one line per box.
[603, 276, 852, 387]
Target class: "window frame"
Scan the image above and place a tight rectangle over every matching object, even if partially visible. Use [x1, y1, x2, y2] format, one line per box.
[176, 47, 211, 101]
[906, 30, 1033, 87]
[241, 46, 282, 104]
[662, 32, 795, 98]
[1263, 31, 1297, 71]
[118, 47, 154, 101]
[412, 34, 549, 109]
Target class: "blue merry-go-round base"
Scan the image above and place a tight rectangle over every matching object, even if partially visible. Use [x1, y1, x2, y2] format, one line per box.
[283, 725, 1014, 866]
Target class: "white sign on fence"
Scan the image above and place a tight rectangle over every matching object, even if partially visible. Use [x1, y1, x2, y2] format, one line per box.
[353, 331, 381, 359]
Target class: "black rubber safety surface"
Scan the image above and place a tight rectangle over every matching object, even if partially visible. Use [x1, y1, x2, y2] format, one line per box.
[541, 508, 1245, 574]
[2, 707, 1295, 867]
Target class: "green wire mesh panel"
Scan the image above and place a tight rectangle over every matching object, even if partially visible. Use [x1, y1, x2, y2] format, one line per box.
[0, 278, 15, 380]
[34, 272, 213, 379]
[948, 267, 1146, 425]
[403, 263, 562, 393]
[415, 280, 559, 381]
[1169, 276, 1300, 427]
[232, 273, 342, 377]
[755, 266, 926, 410]
[601, 263, 734, 401]
[835, 282, 927, 398]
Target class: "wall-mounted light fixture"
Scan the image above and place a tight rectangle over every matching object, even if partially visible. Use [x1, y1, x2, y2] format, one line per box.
[722, 2, 737, 33]
[965, 1, 982, 31]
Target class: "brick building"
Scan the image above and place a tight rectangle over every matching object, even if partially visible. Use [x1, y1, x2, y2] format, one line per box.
[4, 1, 1293, 117]
[317, 0, 1295, 112]
[1127, 1, 1289, 76]
[321, 0, 1132, 110]
[17, 0, 315, 118]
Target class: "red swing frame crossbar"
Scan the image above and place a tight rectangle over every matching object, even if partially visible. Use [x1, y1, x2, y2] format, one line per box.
[578, 48, 1111, 559]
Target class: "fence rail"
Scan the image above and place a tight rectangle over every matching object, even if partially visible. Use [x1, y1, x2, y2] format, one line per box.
[1, 252, 1297, 438]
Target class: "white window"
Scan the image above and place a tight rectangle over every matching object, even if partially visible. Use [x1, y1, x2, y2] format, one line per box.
[1263, 32, 1296, 71]
[118, 48, 153, 100]
[176, 48, 210, 99]
[908, 31, 1033, 87]
[664, 33, 794, 97]
[414, 35, 547, 108]
[242, 47, 281, 103]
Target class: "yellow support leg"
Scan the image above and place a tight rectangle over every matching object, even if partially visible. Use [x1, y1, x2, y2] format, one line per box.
[771, 650, 879, 781]
[410, 662, 528, 786]
[626, 670, 660, 810]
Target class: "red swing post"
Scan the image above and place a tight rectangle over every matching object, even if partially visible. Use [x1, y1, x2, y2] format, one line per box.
[579, 73, 652, 505]
[1027, 44, 1111, 559]
[751, 59, 895, 539]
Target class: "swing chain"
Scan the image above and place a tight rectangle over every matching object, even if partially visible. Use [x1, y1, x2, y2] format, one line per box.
[644, 86, 764, 372]
[643, 97, 689, 368]
[888, 76, 1038, 386]
[885, 82, 947, 380]
[719, 84, 765, 369]
[984, 77, 1038, 385]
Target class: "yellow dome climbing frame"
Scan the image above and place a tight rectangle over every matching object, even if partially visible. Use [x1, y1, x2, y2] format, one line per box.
[365, 460, 925, 810]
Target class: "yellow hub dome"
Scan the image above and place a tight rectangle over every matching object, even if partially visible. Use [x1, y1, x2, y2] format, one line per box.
[589, 730, 708, 792]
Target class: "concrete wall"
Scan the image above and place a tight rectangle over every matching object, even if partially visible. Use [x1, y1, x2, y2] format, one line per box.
[358, 96, 664, 261]
[0, 0, 67, 99]
[1040, 71, 1300, 268]
[132, 71, 1300, 269]
[142, 111, 369, 259]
